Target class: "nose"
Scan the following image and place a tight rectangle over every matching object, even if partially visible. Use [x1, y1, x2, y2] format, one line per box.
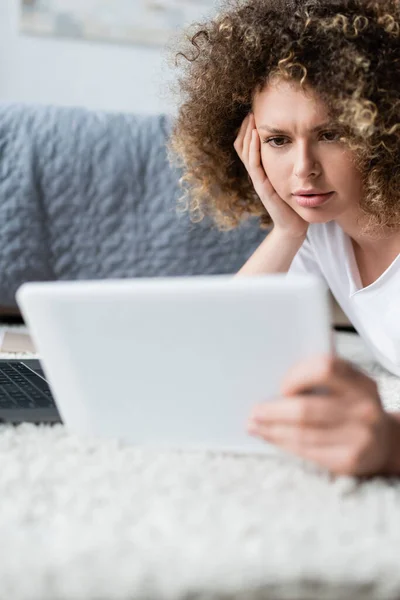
[294, 143, 321, 179]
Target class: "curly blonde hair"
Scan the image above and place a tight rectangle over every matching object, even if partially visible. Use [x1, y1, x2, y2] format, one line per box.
[166, 0, 400, 235]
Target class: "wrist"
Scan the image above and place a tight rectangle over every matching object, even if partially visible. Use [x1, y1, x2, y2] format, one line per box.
[271, 227, 307, 245]
[382, 412, 400, 475]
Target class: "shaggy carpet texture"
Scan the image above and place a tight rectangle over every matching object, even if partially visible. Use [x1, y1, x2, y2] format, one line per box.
[0, 326, 399, 600]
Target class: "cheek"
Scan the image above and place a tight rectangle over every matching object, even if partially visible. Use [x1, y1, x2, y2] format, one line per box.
[329, 150, 363, 192]
[332, 164, 363, 196]
[347, 168, 364, 195]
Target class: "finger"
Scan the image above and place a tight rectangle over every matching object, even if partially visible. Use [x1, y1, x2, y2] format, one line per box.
[242, 113, 254, 166]
[248, 422, 369, 475]
[248, 421, 336, 449]
[297, 445, 356, 475]
[280, 354, 372, 399]
[234, 113, 252, 162]
[234, 113, 251, 151]
[248, 126, 261, 172]
[248, 128, 265, 182]
[249, 397, 343, 429]
[249, 419, 355, 450]
[248, 127, 275, 197]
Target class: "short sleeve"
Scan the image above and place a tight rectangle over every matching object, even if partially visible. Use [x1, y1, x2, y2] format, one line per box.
[287, 234, 329, 290]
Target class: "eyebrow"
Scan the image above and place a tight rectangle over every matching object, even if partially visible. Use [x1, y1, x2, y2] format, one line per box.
[258, 122, 335, 134]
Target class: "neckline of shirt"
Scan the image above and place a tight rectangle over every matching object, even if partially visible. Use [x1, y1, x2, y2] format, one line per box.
[339, 224, 400, 297]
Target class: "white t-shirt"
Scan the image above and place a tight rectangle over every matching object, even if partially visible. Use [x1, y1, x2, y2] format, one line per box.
[287, 220, 400, 377]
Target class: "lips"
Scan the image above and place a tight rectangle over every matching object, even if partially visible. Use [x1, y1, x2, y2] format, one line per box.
[294, 190, 330, 196]
[294, 192, 334, 208]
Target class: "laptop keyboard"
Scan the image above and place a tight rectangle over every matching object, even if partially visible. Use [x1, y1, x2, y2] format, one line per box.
[0, 362, 55, 409]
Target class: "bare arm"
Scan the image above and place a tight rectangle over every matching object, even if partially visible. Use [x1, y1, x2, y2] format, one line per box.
[235, 227, 306, 277]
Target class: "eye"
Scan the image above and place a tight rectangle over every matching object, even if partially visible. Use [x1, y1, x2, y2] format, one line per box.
[262, 137, 287, 148]
[321, 130, 340, 142]
[262, 131, 340, 148]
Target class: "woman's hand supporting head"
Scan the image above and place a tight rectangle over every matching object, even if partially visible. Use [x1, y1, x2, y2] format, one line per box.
[234, 112, 310, 239]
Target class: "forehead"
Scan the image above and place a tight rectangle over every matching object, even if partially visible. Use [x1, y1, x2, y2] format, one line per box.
[252, 78, 330, 124]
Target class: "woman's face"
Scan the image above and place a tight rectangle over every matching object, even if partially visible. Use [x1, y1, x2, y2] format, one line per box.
[252, 78, 364, 225]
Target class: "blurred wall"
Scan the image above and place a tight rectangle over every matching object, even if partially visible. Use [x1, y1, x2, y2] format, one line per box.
[0, 0, 176, 114]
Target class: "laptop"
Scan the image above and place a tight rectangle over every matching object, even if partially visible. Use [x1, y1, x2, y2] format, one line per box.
[0, 359, 60, 424]
[0, 274, 332, 453]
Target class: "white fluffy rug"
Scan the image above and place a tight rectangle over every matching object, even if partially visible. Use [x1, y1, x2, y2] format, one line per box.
[1, 326, 400, 600]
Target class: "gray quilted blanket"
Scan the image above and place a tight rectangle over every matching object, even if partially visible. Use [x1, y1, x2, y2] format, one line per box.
[0, 103, 265, 307]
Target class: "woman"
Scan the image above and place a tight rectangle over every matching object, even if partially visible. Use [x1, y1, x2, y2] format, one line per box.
[167, 0, 400, 476]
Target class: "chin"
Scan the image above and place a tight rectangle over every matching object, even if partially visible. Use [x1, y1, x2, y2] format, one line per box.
[307, 216, 332, 224]
[295, 207, 333, 224]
